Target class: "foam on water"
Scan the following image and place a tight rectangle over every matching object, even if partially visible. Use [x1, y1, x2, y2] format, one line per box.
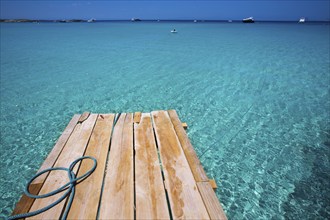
[1, 22, 329, 219]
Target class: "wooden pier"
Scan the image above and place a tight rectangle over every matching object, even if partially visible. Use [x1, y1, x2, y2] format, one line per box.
[12, 110, 227, 219]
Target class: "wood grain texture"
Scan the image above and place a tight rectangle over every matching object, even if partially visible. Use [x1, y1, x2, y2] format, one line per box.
[134, 112, 142, 124]
[11, 183, 42, 216]
[99, 113, 134, 220]
[135, 113, 170, 220]
[152, 110, 210, 220]
[67, 114, 115, 219]
[168, 110, 209, 182]
[12, 114, 80, 216]
[35, 114, 81, 184]
[78, 112, 90, 123]
[12, 109, 227, 220]
[209, 179, 217, 190]
[197, 182, 227, 220]
[27, 114, 98, 220]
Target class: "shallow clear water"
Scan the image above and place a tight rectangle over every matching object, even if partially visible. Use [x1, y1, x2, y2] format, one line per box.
[0, 22, 329, 219]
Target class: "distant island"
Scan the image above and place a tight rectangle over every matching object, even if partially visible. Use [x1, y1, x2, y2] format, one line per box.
[0, 19, 94, 23]
[1, 18, 329, 23]
[0, 19, 40, 23]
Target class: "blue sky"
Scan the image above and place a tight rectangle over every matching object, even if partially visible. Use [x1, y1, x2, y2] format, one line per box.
[1, 0, 329, 21]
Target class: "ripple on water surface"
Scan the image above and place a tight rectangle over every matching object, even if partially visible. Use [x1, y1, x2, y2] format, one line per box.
[0, 22, 329, 219]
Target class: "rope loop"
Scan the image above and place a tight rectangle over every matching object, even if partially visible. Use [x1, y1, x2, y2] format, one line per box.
[8, 156, 97, 220]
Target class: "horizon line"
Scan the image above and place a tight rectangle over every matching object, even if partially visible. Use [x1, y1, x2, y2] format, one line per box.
[1, 18, 330, 22]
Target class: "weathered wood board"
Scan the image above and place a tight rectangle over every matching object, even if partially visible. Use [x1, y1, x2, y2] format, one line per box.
[12, 110, 226, 220]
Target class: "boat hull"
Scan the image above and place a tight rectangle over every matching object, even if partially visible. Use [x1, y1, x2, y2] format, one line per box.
[242, 20, 254, 23]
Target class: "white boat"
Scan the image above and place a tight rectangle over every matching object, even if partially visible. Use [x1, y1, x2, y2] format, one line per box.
[87, 18, 95, 23]
[194, 20, 197, 23]
[242, 17, 254, 23]
[228, 20, 233, 23]
[299, 17, 305, 23]
[171, 29, 177, 33]
[131, 18, 141, 22]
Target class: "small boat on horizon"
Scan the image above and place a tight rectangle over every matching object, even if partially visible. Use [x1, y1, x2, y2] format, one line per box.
[242, 17, 254, 23]
[87, 18, 96, 23]
[299, 17, 306, 23]
[131, 18, 141, 22]
[171, 29, 178, 33]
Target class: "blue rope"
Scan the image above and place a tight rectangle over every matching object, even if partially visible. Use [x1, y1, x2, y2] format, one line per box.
[8, 156, 97, 220]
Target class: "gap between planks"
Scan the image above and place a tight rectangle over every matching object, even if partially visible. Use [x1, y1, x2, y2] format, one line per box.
[12, 110, 227, 220]
[11, 114, 81, 216]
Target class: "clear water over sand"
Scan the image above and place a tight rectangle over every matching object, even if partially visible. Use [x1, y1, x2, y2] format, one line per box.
[1, 22, 329, 219]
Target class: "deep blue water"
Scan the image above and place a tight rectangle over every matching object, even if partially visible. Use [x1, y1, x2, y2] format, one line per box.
[1, 22, 329, 219]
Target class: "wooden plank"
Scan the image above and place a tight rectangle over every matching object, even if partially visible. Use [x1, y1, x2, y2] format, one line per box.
[168, 110, 209, 182]
[67, 114, 115, 219]
[28, 114, 98, 219]
[36, 114, 81, 182]
[135, 113, 170, 220]
[151, 110, 210, 220]
[78, 112, 90, 123]
[197, 182, 227, 220]
[99, 113, 134, 220]
[11, 183, 43, 216]
[134, 112, 142, 124]
[209, 179, 217, 190]
[182, 122, 188, 129]
[12, 114, 80, 216]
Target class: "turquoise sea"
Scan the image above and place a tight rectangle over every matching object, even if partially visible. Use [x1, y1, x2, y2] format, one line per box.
[0, 22, 329, 219]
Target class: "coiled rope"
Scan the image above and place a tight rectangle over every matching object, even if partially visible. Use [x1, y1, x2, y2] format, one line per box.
[8, 156, 97, 220]
[9, 113, 122, 220]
